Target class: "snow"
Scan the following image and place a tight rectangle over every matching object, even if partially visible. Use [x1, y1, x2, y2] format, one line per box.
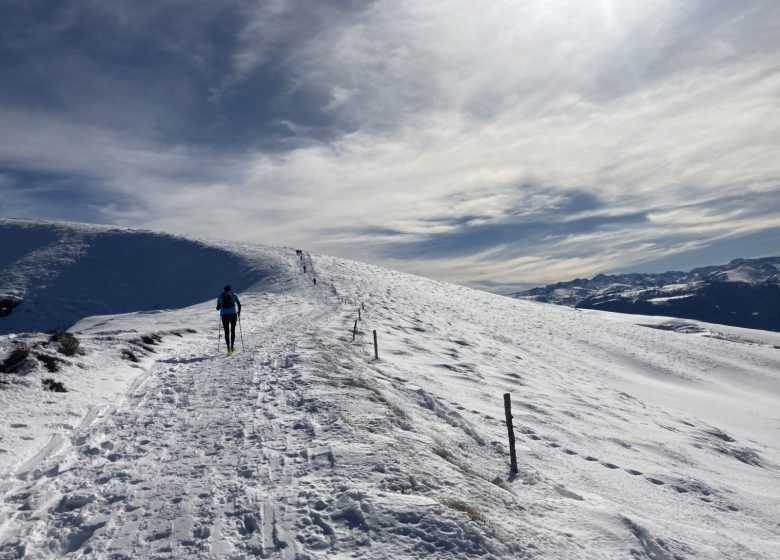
[0, 219, 269, 335]
[714, 263, 778, 284]
[647, 294, 695, 304]
[2, 221, 780, 559]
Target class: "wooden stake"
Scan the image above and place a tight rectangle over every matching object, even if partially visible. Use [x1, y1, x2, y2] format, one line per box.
[373, 330, 379, 360]
[358, 309, 361, 321]
[352, 320, 358, 342]
[504, 393, 518, 474]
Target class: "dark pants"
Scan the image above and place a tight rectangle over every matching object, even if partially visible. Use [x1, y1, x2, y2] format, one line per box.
[222, 314, 237, 349]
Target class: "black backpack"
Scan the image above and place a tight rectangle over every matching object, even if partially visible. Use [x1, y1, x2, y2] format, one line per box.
[221, 292, 235, 309]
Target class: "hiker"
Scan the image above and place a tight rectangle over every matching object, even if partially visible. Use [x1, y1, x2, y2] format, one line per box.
[216, 284, 241, 355]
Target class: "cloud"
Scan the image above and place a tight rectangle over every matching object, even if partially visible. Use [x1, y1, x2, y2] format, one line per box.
[0, 0, 778, 288]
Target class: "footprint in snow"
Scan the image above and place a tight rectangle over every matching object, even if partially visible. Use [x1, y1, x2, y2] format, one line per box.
[601, 462, 620, 469]
[626, 469, 643, 476]
[646, 477, 665, 485]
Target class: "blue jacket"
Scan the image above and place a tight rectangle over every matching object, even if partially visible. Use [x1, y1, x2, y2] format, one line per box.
[217, 291, 241, 316]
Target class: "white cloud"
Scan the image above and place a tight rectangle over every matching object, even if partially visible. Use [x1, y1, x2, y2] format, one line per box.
[1, 0, 779, 286]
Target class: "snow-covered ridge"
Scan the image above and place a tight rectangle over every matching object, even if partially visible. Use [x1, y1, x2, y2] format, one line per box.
[0, 219, 277, 335]
[512, 256, 780, 332]
[1, 220, 779, 559]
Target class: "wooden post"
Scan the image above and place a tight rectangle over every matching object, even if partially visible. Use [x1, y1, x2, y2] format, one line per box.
[373, 330, 379, 360]
[352, 320, 358, 341]
[362, 302, 365, 311]
[358, 309, 361, 321]
[504, 393, 518, 474]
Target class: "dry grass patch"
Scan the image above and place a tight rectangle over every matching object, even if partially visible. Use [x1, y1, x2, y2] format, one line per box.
[432, 444, 476, 477]
[433, 445, 449, 460]
[440, 498, 485, 523]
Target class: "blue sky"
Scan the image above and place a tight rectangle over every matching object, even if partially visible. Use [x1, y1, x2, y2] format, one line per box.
[1, 0, 778, 292]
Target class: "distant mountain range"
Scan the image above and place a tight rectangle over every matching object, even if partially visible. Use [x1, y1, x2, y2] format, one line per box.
[512, 257, 780, 332]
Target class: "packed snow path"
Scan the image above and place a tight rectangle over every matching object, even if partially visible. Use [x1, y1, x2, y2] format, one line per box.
[2, 239, 780, 559]
[1, 291, 340, 558]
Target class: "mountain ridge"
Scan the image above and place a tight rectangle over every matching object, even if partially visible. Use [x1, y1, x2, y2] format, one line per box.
[512, 256, 780, 331]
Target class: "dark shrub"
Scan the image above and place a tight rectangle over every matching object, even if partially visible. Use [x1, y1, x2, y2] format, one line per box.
[34, 353, 64, 373]
[42, 378, 67, 392]
[140, 334, 162, 345]
[1, 348, 30, 373]
[56, 332, 80, 356]
[121, 349, 139, 363]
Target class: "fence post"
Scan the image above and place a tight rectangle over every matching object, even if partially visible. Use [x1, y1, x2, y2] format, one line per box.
[504, 393, 518, 474]
[352, 320, 358, 342]
[358, 309, 361, 321]
[373, 330, 379, 360]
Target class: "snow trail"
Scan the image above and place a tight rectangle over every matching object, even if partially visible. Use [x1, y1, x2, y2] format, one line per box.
[0, 289, 337, 558]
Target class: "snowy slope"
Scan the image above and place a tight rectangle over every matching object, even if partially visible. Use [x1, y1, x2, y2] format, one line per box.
[1, 222, 779, 559]
[0, 219, 270, 335]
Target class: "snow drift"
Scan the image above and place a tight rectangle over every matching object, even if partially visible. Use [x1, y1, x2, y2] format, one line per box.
[0, 219, 269, 335]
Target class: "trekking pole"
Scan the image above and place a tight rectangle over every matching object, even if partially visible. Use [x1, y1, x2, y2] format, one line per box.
[238, 315, 245, 351]
[216, 318, 221, 352]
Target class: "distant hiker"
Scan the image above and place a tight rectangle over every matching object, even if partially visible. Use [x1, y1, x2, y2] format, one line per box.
[303, 265, 307, 273]
[217, 284, 241, 356]
[313, 278, 317, 286]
